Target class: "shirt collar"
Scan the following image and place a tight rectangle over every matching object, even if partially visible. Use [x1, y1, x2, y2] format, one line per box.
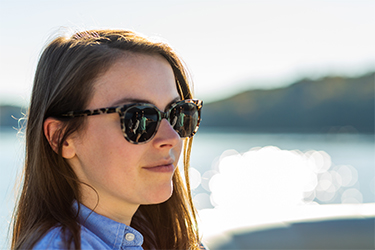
[73, 201, 144, 249]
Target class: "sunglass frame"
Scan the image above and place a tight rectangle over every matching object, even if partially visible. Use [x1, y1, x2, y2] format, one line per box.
[60, 99, 203, 144]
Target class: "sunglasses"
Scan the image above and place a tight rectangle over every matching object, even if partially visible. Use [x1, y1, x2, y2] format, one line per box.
[60, 99, 203, 144]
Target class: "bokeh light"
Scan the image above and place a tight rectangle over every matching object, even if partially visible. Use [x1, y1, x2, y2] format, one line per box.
[187, 145, 372, 240]
[189, 146, 363, 210]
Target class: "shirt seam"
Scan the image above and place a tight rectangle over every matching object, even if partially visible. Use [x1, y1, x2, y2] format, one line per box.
[112, 223, 122, 250]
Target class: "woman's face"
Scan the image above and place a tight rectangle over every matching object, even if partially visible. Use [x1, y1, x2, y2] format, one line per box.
[67, 53, 183, 223]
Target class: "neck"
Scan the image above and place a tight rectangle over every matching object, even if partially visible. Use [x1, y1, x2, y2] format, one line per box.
[80, 191, 139, 226]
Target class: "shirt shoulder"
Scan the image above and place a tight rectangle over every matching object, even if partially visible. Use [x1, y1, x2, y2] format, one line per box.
[32, 202, 144, 249]
[32, 227, 68, 250]
[32, 226, 109, 250]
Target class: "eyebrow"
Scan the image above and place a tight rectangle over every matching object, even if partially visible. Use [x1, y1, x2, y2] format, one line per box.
[111, 96, 181, 108]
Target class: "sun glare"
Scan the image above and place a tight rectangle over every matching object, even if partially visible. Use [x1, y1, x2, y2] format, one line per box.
[188, 146, 363, 211]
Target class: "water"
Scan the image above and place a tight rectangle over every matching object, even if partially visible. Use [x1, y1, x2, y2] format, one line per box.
[1, 129, 374, 249]
[189, 131, 374, 203]
[0, 129, 24, 249]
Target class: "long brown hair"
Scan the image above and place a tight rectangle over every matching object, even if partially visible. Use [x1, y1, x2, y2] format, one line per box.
[12, 29, 200, 250]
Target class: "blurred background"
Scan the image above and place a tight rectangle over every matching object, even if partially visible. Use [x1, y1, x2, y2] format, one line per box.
[0, 0, 374, 249]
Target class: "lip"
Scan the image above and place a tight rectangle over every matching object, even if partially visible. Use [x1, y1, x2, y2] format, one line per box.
[143, 160, 175, 173]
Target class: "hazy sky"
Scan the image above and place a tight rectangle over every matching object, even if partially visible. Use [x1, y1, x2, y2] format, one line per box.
[0, 0, 374, 105]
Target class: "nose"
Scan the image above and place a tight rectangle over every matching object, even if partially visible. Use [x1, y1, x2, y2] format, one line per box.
[152, 119, 180, 148]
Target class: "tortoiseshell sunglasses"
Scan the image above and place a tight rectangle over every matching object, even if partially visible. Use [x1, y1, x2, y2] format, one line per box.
[60, 99, 203, 144]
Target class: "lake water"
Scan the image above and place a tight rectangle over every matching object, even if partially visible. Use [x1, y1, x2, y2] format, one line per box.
[1, 128, 374, 248]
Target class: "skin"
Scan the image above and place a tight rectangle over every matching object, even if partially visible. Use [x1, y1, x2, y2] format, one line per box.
[45, 52, 183, 226]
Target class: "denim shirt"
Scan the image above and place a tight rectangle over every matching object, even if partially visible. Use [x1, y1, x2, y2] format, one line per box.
[33, 202, 144, 249]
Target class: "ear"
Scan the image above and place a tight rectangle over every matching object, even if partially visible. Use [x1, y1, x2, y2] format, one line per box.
[43, 117, 76, 159]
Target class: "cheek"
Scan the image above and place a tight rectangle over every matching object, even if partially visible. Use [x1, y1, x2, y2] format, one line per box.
[71, 121, 149, 201]
[73, 117, 137, 174]
[81, 119, 120, 154]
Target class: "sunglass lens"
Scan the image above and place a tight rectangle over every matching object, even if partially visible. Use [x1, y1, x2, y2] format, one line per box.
[170, 103, 199, 138]
[123, 106, 159, 143]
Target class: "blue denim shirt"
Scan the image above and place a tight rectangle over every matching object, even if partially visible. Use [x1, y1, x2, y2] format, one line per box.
[33, 202, 144, 249]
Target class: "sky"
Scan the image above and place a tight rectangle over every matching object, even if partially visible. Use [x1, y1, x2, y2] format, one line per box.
[0, 0, 374, 106]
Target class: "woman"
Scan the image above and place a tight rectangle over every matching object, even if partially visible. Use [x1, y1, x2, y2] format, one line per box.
[11, 29, 203, 250]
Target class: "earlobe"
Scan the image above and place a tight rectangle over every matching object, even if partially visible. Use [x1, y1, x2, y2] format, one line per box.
[43, 118, 76, 159]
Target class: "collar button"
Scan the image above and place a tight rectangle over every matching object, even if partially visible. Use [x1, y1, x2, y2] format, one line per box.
[125, 233, 135, 241]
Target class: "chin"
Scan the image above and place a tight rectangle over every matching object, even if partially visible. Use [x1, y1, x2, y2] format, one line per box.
[144, 182, 174, 205]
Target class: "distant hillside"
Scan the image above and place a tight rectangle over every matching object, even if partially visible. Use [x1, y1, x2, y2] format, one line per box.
[1, 72, 374, 133]
[201, 72, 374, 133]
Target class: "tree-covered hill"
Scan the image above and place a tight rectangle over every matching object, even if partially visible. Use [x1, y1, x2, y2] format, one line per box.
[200, 72, 374, 133]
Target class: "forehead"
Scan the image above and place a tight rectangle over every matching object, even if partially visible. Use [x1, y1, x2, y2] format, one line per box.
[88, 52, 180, 109]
